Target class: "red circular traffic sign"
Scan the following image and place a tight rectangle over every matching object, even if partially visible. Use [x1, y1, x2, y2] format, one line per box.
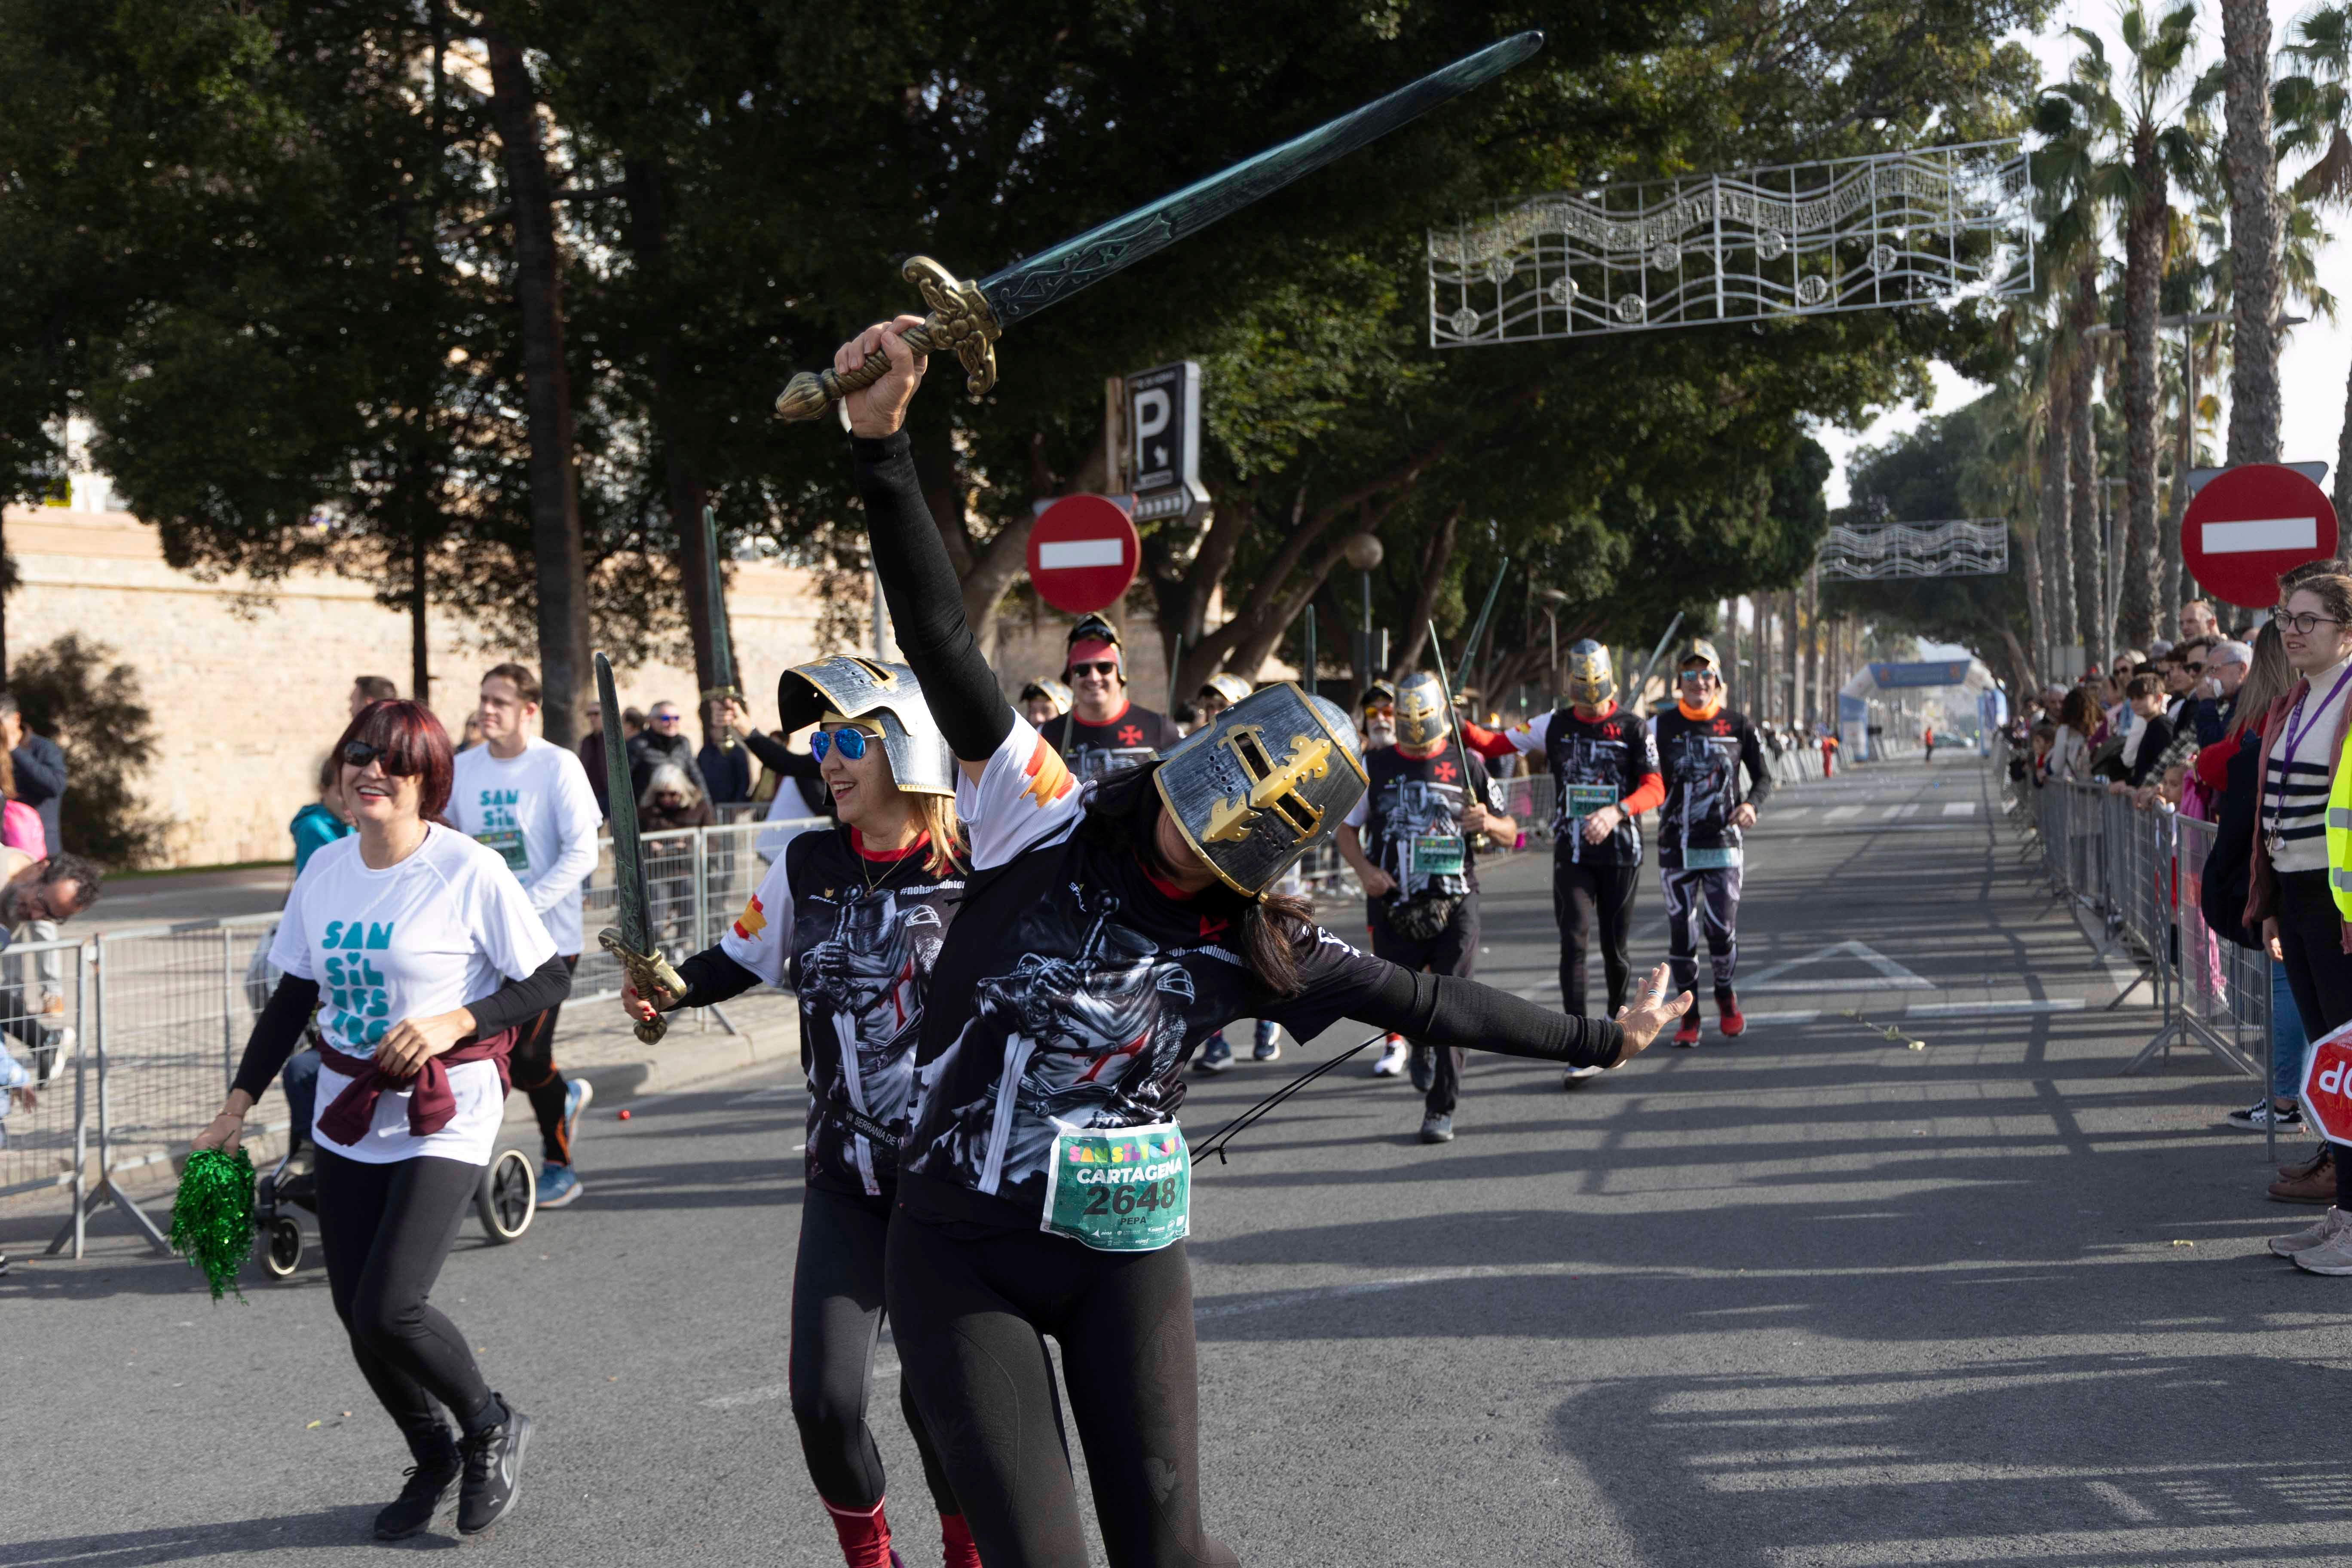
[1026, 495, 1139, 615]
[2303, 1020, 2352, 1143]
[2182, 464, 2339, 609]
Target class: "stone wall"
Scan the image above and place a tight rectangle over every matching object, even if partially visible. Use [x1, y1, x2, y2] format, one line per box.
[5, 508, 834, 868]
[6, 506, 1274, 869]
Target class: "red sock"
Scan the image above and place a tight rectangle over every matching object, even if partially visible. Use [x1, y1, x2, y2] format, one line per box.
[822, 1497, 895, 1568]
[940, 1513, 982, 1568]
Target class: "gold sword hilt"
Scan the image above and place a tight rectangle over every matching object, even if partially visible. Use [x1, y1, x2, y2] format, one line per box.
[774, 257, 1000, 422]
[599, 928, 687, 1046]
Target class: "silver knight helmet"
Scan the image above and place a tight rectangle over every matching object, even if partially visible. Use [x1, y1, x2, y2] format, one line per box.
[1392, 671, 1452, 748]
[776, 656, 957, 797]
[1197, 672, 1253, 713]
[1154, 683, 1368, 897]
[1565, 639, 1616, 707]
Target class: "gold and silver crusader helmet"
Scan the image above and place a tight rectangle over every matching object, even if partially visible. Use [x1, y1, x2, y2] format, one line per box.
[1199, 672, 1253, 708]
[775, 655, 956, 798]
[1155, 683, 1369, 897]
[1565, 639, 1616, 707]
[1392, 671, 1452, 748]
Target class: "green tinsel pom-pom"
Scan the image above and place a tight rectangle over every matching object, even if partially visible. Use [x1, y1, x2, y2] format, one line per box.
[170, 1147, 256, 1302]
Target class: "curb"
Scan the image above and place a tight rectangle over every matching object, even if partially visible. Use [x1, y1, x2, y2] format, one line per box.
[551, 1014, 802, 1114]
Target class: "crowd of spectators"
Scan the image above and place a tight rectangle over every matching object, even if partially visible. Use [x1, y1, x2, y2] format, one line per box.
[2012, 579, 2352, 1253]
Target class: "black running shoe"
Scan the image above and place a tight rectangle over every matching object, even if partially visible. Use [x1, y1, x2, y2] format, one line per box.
[456, 1400, 532, 1536]
[374, 1437, 460, 1540]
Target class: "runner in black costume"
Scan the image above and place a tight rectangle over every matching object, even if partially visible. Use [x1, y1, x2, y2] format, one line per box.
[1462, 640, 1666, 1085]
[625, 658, 977, 1568]
[828, 318, 1692, 1568]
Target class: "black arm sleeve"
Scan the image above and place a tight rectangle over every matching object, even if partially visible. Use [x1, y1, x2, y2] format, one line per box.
[1740, 720, 1775, 811]
[467, 952, 574, 1038]
[740, 729, 812, 777]
[1360, 966, 1626, 1069]
[667, 944, 766, 1011]
[851, 432, 1014, 761]
[231, 977, 323, 1102]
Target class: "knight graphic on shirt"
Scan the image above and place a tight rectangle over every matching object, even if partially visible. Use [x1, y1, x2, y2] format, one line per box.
[1652, 704, 1773, 869]
[720, 827, 962, 1196]
[1341, 741, 1501, 900]
[1039, 701, 1184, 783]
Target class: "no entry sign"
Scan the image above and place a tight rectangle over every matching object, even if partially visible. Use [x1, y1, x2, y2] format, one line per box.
[2181, 464, 2340, 609]
[1026, 494, 1139, 615]
[2303, 1019, 2352, 1143]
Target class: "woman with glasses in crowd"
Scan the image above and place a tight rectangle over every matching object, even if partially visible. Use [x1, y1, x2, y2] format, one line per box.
[2248, 576, 2352, 1271]
[623, 658, 977, 1568]
[194, 701, 568, 1540]
[2191, 625, 2312, 1149]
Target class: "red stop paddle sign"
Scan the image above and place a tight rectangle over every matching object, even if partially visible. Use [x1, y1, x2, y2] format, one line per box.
[2303, 1020, 2352, 1144]
[2182, 464, 2339, 609]
[1026, 495, 1139, 615]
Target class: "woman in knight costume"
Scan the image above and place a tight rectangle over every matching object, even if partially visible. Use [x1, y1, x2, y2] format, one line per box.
[827, 316, 1693, 1568]
[624, 656, 975, 1568]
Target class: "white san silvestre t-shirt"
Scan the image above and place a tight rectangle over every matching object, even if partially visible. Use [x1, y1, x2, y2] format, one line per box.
[270, 826, 558, 1165]
[448, 737, 604, 954]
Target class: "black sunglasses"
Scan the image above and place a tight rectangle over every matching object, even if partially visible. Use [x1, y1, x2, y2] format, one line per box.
[1069, 661, 1120, 678]
[340, 739, 420, 775]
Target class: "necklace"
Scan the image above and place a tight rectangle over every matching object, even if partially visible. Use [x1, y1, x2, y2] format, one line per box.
[854, 828, 926, 896]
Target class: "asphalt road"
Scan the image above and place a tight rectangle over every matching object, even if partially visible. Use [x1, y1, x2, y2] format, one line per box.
[6, 757, 2333, 1567]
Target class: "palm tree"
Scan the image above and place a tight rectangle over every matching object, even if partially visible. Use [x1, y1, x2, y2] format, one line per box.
[2043, 6, 2204, 650]
[2280, 0, 2352, 516]
[2218, 0, 2284, 462]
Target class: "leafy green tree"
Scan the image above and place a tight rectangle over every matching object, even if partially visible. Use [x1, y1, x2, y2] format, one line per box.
[9, 634, 165, 868]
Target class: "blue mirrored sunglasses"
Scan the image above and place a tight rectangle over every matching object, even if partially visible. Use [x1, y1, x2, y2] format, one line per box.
[809, 727, 870, 763]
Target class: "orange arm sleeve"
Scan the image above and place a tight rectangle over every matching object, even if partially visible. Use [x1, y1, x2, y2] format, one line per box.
[1458, 722, 1517, 759]
[1620, 772, 1666, 815]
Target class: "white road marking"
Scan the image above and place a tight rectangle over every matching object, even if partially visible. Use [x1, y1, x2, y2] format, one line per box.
[1741, 940, 1933, 993]
[1881, 804, 1918, 819]
[1825, 806, 1863, 821]
[1941, 800, 1977, 817]
[1903, 999, 2084, 1017]
[2085, 1480, 2159, 1522]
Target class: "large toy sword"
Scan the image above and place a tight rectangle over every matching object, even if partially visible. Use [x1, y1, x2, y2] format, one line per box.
[594, 650, 686, 1044]
[774, 31, 1542, 423]
[696, 505, 745, 740]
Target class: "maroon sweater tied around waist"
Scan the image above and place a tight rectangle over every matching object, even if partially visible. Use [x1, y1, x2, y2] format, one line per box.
[314, 1030, 515, 1147]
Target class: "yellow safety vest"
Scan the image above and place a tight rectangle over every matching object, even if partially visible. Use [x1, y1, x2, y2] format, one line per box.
[2329, 730, 2352, 918]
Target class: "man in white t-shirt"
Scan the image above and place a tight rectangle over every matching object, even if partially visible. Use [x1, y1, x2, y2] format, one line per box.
[449, 663, 604, 1207]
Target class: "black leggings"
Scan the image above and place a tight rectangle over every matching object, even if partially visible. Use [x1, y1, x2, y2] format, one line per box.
[2272, 871, 2352, 1206]
[886, 1208, 1238, 1568]
[793, 1185, 959, 1514]
[315, 1149, 499, 1452]
[1369, 894, 1479, 1115]
[510, 954, 580, 1165]
[1554, 856, 1639, 1015]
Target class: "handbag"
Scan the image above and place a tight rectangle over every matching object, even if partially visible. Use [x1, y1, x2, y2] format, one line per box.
[1383, 892, 1462, 941]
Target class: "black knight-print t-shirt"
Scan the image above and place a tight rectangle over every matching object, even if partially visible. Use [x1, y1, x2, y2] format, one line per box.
[899, 717, 1395, 1230]
[1653, 705, 1770, 870]
[1502, 706, 1660, 866]
[720, 825, 963, 1197]
[1042, 700, 1185, 784]
[1341, 739, 1501, 898]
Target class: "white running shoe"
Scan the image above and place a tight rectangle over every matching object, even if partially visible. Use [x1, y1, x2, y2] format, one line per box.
[2270, 1206, 2351, 1259]
[1369, 1036, 1409, 1077]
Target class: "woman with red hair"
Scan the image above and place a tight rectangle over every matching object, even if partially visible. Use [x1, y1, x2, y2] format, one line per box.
[195, 701, 570, 1541]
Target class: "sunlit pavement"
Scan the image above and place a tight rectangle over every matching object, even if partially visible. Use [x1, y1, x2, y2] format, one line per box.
[4, 757, 2317, 1567]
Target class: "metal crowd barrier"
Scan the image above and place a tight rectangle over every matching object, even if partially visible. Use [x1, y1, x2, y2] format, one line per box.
[2003, 766, 2270, 1089]
[3, 817, 834, 1257]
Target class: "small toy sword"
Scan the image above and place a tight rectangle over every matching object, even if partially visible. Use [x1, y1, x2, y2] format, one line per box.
[775, 32, 1542, 423]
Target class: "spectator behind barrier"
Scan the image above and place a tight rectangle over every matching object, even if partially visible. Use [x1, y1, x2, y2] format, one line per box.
[291, 751, 355, 875]
[579, 697, 612, 820]
[629, 701, 710, 804]
[638, 761, 714, 832]
[0, 690, 65, 856]
[349, 674, 398, 719]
